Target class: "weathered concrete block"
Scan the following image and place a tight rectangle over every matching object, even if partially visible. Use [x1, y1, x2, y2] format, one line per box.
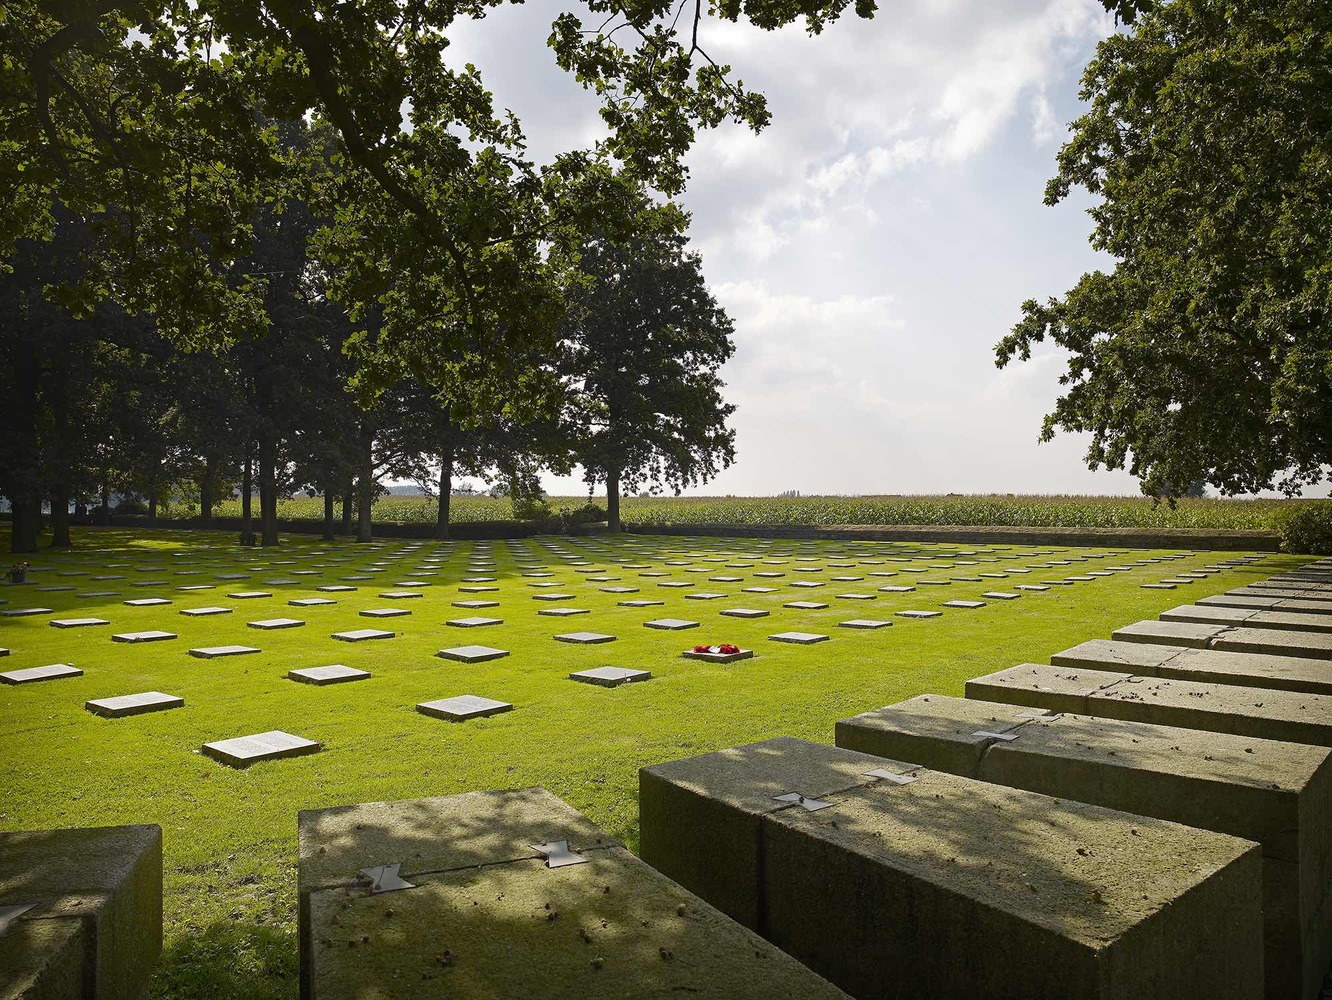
[1051, 639, 1332, 696]
[639, 737, 1263, 1000]
[297, 788, 846, 1000]
[1200, 594, 1332, 615]
[1222, 587, 1332, 605]
[1113, 620, 1332, 660]
[837, 694, 1332, 1000]
[966, 664, 1332, 747]
[1161, 605, 1332, 635]
[0, 824, 162, 1000]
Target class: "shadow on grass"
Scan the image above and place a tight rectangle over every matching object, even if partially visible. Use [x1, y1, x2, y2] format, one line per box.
[151, 920, 297, 1000]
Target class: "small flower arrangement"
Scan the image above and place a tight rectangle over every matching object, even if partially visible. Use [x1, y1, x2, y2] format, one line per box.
[692, 643, 740, 655]
[8, 561, 30, 583]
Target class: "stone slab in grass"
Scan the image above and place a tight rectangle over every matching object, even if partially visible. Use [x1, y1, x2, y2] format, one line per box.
[228, 591, 272, 599]
[1016, 584, 1050, 592]
[1223, 587, 1332, 604]
[965, 663, 1332, 747]
[458, 585, 498, 594]
[570, 666, 651, 687]
[111, 630, 177, 644]
[264, 579, 301, 587]
[248, 618, 305, 630]
[619, 599, 665, 608]
[0, 648, 7, 657]
[768, 631, 829, 645]
[1113, 620, 1332, 660]
[416, 694, 513, 721]
[85, 691, 184, 718]
[710, 575, 744, 583]
[289, 665, 370, 686]
[123, 598, 171, 607]
[1, 663, 83, 685]
[835, 693, 1332, 1000]
[682, 647, 755, 664]
[3, 607, 52, 617]
[894, 610, 941, 619]
[686, 591, 727, 601]
[554, 631, 616, 645]
[50, 617, 110, 629]
[639, 736, 1262, 1000]
[377, 590, 423, 600]
[742, 586, 779, 594]
[981, 591, 1021, 601]
[332, 629, 395, 643]
[538, 607, 589, 617]
[1142, 582, 1178, 590]
[721, 608, 769, 619]
[1201, 593, 1332, 614]
[203, 730, 321, 767]
[0, 823, 162, 1000]
[1161, 604, 1332, 635]
[452, 599, 499, 609]
[188, 644, 261, 659]
[436, 645, 509, 663]
[532, 592, 576, 602]
[316, 585, 356, 593]
[659, 581, 694, 589]
[296, 788, 845, 1000]
[446, 616, 503, 629]
[644, 618, 699, 630]
[941, 600, 985, 609]
[358, 608, 410, 619]
[1051, 639, 1332, 696]
[752, 571, 785, 578]
[788, 581, 825, 590]
[784, 600, 828, 610]
[877, 585, 915, 593]
[839, 619, 892, 630]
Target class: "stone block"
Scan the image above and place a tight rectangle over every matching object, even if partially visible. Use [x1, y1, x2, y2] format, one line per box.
[436, 645, 509, 663]
[416, 695, 512, 721]
[289, 665, 371, 685]
[203, 730, 321, 767]
[967, 663, 1332, 746]
[49, 618, 109, 629]
[639, 737, 1262, 1000]
[0, 664, 83, 685]
[644, 619, 699, 631]
[553, 632, 615, 645]
[839, 619, 891, 629]
[111, 631, 177, 644]
[296, 788, 847, 1000]
[85, 691, 184, 718]
[332, 629, 395, 643]
[188, 645, 261, 658]
[248, 618, 305, 630]
[569, 666, 650, 687]
[682, 647, 755, 664]
[0, 824, 162, 1000]
[1052, 639, 1332, 696]
[180, 607, 232, 617]
[1161, 605, 1332, 634]
[768, 632, 829, 645]
[836, 693, 1332, 1000]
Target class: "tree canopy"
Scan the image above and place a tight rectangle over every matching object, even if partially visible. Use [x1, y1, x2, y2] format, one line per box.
[996, 0, 1332, 498]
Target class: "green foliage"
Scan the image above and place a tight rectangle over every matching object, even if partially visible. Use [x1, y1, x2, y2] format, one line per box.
[996, 0, 1332, 499]
[1280, 503, 1332, 555]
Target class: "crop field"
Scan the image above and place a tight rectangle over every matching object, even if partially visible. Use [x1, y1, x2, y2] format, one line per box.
[0, 526, 1303, 999]
[207, 493, 1316, 530]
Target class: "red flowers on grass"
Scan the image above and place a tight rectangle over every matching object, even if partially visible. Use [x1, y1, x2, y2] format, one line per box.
[692, 643, 741, 655]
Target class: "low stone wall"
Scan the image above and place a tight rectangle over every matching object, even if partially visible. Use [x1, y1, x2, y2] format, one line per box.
[626, 521, 1281, 550]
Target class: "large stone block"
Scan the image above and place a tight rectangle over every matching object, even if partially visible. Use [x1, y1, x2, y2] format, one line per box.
[966, 663, 1332, 747]
[0, 824, 162, 1000]
[639, 736, 1263, 1000]
[1113, 621, 1332, 660]
[1200, 594, 1332, 615]
[297, 787, 846, 1000]
[1051, 639, 1332, 696]
[1160, 605, 1332, 635]
[837, 694, 1332, 999]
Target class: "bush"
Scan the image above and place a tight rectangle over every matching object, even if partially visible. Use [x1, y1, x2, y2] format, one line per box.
[557, 502, 607, 526]
[1281, 504, 1332, 554]
[113, 499, 147, 515]
[511, 496, 554, 521]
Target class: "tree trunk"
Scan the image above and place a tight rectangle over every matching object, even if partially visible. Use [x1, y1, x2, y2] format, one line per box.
[258, 435, 279, 546]
[9, 497, 40, 553]
[356, 425, 374, 543]
[147, 490, 158, 526]
[199, 457, 216, 526]
[96, 476, 110, 527]
[606, 468, 621, 532]
[434, 444, 454, 540]
[49, 491, 71, 548]
[239, 453, 255, 546]
[340, 482, 353, 535]
[322, 490, 335, 541]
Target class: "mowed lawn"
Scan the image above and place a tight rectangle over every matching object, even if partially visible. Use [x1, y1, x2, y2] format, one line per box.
[0, 527, 1305, 999]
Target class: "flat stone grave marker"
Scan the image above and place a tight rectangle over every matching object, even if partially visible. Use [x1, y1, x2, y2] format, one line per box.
[289, 665, 370, 686]
[264, 579, 301, 586]
[570, 666, 651, 687]
[659, 581, 694, 589]
[436, 645, 509, 663]
[532, 592, 576, 601]
[966, 663, 1332, 746]
[835, 592, 875, 600]
[783, 600, 828, 611]
[85, 691, 184, 718]
[1113, 619, 1332, 659]
[644, 618, 700, 631]
[0, 648, 7, 656]
[682, 646, 755, 663]
[600, 586, 638, 593]
[839, 619, 892, 629]
[3, 607, 52, 617]
[877, 585, 915, 593]
[458, 585, 498, 593]
[982, 592, 1021, 600]
[316, 585, 356, 593]
[686, 591, 726, 600]
[248, 618, 305, 630]
[538, 607, 589, 617]
[378, 590, 423, 600]
[288, 598, 335, 609]
[91, 574, 125, 581]
[1052, 638, 1332, 696]
[359, 608, 410, 619]
[446, 615, 503, 629]
[619, 599, 665, 608]
[710, 575, 744, 583]
[721, 608, 769, 619]
[942, 600, 985, 609]
[554, 631, 615, 645]
[332, 629, 395, 643]
[1161, 604, 1332, 635]
[35, 585, 76, 593]
[1, 663, 83, 685]
[1015, 584, 1051, 592]
[895, 610, 941, 619]
[1159, 578, 1192, 586]
[228, 591, 272, 599]
[50, 617, 110, 628]
[742, 586, 779, 594]
[753, 571, 784, 578]
[527, 581, 562, 588]
[417, 694, 513, 721]
[452, 599, 499, 609]
[462, 576, 497, 583]
[769, 631, 829, 645]
[203, 730, 321, 767]
[918, 579, 952, 587]
[176, 584, 215, 592]
[112, 630, 177, 644]
[189, 645, 261, 659]
[789, 581, 824, 589]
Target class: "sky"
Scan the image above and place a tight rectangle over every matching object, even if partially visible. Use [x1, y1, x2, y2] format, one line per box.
[445, 0, 1169, 498]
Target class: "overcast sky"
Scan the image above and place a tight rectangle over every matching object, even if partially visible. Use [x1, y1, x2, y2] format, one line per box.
[447, 0, 1174, 497]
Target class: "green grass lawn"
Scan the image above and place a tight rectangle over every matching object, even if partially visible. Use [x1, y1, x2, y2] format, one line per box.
[0, 527, 1305, 999]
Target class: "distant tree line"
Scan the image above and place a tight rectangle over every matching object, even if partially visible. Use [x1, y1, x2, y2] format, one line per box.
[0, 127, 735, 553]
